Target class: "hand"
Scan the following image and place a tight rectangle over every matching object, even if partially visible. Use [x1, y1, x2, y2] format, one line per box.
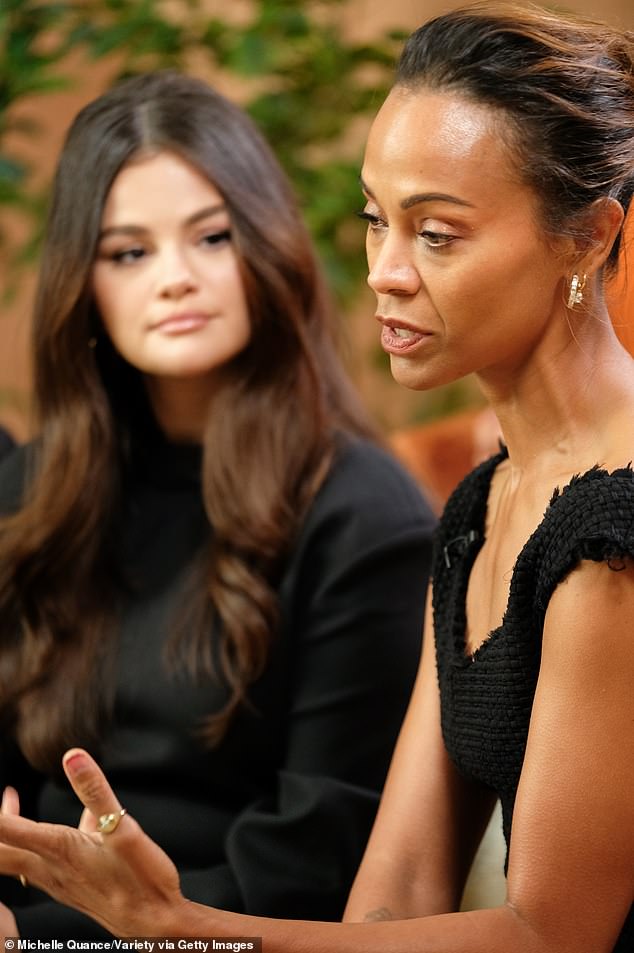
[0, 749, 188, 937]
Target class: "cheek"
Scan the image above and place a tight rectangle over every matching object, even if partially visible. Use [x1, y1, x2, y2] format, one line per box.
[447, 238, 554, 316]
[92, 269, 143, 333]
[92, 269, 122, 327]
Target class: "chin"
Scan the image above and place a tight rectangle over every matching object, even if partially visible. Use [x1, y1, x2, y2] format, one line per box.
[389, 358, 437, 392]
[389, 354, 465, 393]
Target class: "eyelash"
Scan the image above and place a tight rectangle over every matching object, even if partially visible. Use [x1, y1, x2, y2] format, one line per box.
[356, 210, 455, 250]
[200, 228, 231, 248]
[104, 229, 232, 265]
[109, 247, 145, 265]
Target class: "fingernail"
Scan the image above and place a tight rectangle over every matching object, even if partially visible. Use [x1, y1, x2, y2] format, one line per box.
[63, 749, 87, 772]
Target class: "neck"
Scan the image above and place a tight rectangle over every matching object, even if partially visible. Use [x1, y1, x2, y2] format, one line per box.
[144, 375, 217, 443]
[477, 305, 634, 479]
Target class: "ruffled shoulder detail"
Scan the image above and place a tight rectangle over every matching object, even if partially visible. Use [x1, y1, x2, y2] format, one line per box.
[510, 464, 634, 626]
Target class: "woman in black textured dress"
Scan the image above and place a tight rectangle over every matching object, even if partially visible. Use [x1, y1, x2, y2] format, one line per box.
[0, 3, 632, 951]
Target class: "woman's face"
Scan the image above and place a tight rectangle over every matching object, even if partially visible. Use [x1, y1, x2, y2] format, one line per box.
[361, 87, 572, 392]
[92, 150, 251, 391]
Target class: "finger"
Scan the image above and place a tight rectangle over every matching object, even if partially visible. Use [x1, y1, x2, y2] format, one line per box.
[62, 749, 126, 834]
[78, 806, 98, 835]
[62, 751, 180, 901]
[0, 819, 105, 911]
[0, 814, 82, 865]
[0, 840, 39, 880]
[1, 787, 19, 816]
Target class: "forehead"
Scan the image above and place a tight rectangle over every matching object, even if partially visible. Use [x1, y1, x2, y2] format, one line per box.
[362, 87, 526, 207]
[102, 151, 222, 221]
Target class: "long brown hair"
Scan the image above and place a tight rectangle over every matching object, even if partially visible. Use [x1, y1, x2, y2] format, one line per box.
[394, 1, 634, 272]
[0, 72, 376, 772]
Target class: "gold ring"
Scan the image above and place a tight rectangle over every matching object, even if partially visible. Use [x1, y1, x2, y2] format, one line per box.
[96, 808, 127, 834]
[19, 874, 28, 888]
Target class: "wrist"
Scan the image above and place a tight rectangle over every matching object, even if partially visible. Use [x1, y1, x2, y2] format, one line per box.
[153, 896, 215, 939]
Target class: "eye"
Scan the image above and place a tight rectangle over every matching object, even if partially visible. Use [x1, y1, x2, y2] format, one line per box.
[419, 230, 456, 249]
[101, 246, 147, 265]
[356, 210, 387, 231]
[200, 229, 232, 248]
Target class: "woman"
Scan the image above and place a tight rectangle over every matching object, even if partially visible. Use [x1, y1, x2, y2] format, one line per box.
[1, 3, 633, 950]
[0, 72, 435, 937]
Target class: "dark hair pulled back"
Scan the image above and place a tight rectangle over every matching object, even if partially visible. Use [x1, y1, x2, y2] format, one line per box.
[395, 2, 634, 269]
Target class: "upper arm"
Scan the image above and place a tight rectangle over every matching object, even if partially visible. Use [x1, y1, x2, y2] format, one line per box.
[505, 559, 634, 952]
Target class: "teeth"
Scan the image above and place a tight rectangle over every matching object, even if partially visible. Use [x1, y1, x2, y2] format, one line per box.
[392, 327, 417, 338]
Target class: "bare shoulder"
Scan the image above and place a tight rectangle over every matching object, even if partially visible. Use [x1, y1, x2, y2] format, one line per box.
[547, 555, 634, 637]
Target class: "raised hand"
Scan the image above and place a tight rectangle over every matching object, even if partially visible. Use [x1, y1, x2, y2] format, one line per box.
[0, 749, 188, 937]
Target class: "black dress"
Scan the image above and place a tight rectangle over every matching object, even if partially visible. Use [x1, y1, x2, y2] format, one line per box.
[0, 431, 436, 939]
[432, 448, 634, 952]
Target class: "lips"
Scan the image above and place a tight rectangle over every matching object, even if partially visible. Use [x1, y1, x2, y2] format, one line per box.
[377, 316, 431, 353]
[151, 312, 211, 335]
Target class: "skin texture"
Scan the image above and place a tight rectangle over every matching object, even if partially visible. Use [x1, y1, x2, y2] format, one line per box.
[0, 86, 633, 952]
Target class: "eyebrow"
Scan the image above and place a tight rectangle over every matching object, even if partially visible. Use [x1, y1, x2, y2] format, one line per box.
[98, 203, 227, 239]
[359, 177, 474, 211]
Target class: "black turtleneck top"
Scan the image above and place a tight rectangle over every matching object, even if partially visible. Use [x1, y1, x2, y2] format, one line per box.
[0, 431, 435, 939]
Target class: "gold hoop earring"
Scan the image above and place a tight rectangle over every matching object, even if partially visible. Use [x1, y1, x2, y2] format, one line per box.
[567, 273, 587, 309]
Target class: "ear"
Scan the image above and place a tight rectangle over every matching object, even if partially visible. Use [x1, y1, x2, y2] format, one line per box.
[574, 197, 625, 274]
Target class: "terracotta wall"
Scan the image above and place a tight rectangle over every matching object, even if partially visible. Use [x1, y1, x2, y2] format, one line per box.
[1, 0, 632, 438]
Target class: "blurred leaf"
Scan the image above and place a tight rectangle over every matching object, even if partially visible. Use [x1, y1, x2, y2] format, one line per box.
[3, 0, 461, 427]
[0, 154, 26, 185]
[2, 0, 403, 305]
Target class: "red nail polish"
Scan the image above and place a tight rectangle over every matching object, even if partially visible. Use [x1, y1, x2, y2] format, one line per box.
[63, 751, 86, 770]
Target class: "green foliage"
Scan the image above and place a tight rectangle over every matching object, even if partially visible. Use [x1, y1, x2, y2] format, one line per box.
[0, 1, 73, 260]
[1, 0, 405, 301]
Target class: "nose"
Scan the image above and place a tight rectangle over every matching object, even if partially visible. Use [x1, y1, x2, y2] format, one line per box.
[158, 247, 198, 299]
[367, 238, 421, 297]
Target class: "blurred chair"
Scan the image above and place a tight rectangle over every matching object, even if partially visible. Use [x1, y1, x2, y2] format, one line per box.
[389, 405, 502, 512]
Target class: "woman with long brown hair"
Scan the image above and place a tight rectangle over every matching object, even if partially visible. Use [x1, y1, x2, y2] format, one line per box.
[0, 71, 435, 938]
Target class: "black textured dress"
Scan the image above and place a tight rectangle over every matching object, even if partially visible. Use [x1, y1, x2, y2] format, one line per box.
[432, 448, 634, 952]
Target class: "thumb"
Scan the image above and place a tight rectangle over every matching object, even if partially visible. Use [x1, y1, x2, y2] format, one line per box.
[62, 749, 126, 835]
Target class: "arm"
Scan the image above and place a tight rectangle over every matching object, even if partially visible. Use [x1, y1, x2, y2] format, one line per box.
[502, 560, 634, 950]
[0, 560, 631, 950]
[344, 587, 497, 921]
